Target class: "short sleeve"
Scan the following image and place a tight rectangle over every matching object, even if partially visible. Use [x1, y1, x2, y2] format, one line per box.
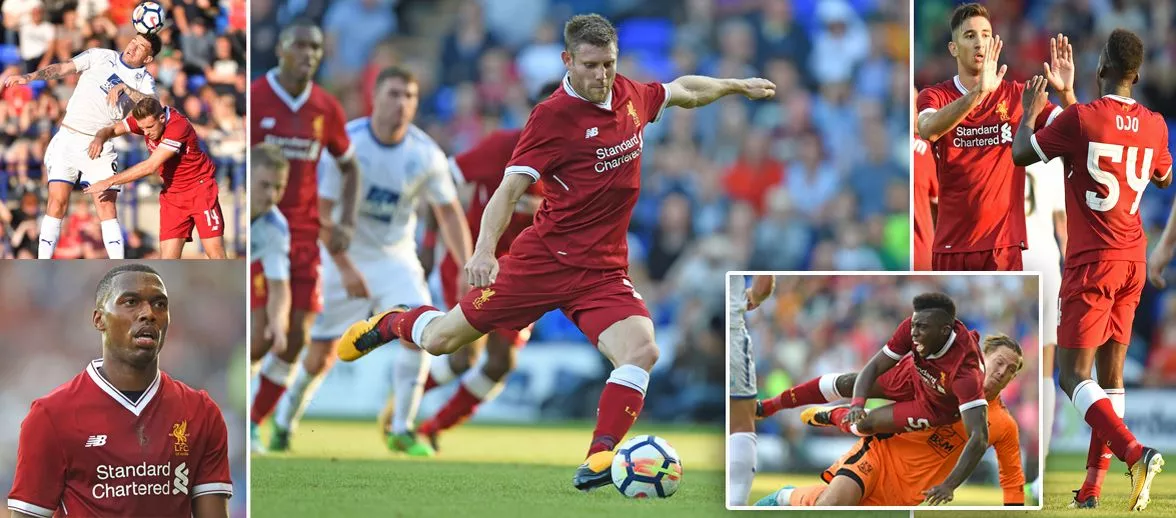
[1153, 117, 1173, 181]
[991, 407, 1026, 505]
[158, 117, 188, 153]
[191, 394, 233, 498]
[261, 216, 290, 281]
[1035, 99, 1062, 129]
[317, 153, 341, 202]
[882, 318, 913, 360]
[325, 98, 353, 160]
[71, 48, 97, 72]
[1030, 105, 1083, 165]
[505, 105, 562, 182]
[124, 114, 143, 135]
[7, 401, 65, 518]
[952, 366, 988, 413]
[917, 87, 950, 117]
[639, 80, 670, 124]
[425, 148, 458, 204]
[135, 75, 157, 96]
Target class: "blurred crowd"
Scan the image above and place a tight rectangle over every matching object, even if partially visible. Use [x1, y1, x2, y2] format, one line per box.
[748, 275, 1041, 477]
[0, 262, 248, 518]
[250, 0, 911, 421]
[0, 0, 248, 258]
[915, 0, 1176, 386]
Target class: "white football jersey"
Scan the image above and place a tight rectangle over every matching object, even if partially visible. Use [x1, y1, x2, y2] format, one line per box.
[1024, 158, 1065, 265]
[729, 274, 748, 329]
[251, 207, 290, 281]
[318, 118, 457, 258]
[62, 48, 157, 134]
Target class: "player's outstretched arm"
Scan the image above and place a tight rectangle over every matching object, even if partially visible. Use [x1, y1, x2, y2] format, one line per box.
[192, 494, 229, 518]
[88, 122, 131, 159]
[82, 146, 175, 194]
[1042, 34, 1078, 108]
[467, 173, 532, 287]
[745, 275, 775, 311]
[925, 405, 990, 505]
[919, 36, 1005, 142]
[845, 349, 900, 423]
[1149, 201, 1176, 289]
[665, 76, 775, 109]
[433, 198, 473, 279]
[265, 277, 291, 354]
[324, 156, 362, 254]
[3, 61, 78, 88]
[1011, 76, 1050, 166]
[319, 197, 370, 299]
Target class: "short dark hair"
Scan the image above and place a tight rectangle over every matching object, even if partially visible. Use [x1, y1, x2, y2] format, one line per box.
[279, 19, 322, 48]
[950, 3, 990, 34]
[913, 292, 956, 321]
[138, 32, 163, 56]
[131, 97, 164, 119]
[1105, 28, 1144, 78]
[375, 65, 418, 89]
[983, 334, 1024, 371]
[96, 264, 161, 306]
[564, 13, 617, 54]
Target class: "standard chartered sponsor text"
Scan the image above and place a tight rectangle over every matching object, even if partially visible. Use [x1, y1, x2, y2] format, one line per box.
[954, 124, 1004, 148]
[263, 134, 322, 161]
[595, 133, 642, 173]
[92, 462, 182, 499]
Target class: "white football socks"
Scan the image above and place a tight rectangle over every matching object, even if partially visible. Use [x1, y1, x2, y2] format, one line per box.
[100, 218, 124, 259]
[728, 431, 757, 506]
[273, 362, 326, 432]
[38, 215, 62, 259]
[391, 346, 429, 434]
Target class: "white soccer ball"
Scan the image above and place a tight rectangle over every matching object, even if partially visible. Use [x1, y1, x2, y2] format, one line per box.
[610, 434, 683, 498]
[131, 1, 166, 35]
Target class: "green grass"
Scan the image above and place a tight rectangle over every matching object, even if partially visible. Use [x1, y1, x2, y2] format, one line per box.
[921, 453, 1173, 518]
[250, 420, 904, 518]
[750, 471, 1004, 506]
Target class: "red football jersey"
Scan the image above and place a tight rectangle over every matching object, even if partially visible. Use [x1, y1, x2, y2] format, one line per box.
[882, 318, 987, 415]
[504, 73, 669, 270]
[913, 133, 938, 270]
[1030, 95, 1173, 265]
[124, 106, 214, 193]
[451, 128, 542, 256]
[7, 360, 232, 518]
[251, 70, 352, 242]
[918, 77, 1061, 253]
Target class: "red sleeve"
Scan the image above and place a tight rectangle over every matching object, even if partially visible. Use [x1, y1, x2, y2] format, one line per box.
[124, 115, 143, 135]
[882, 318, 913, 359]
[7, 401, 65, 518]
[1153, 116, 1173, 181]
[636, 78, 669, 124]
[1030, 105, 1084, 164]
[455, 132, 516, 186]
[324, 96, 352, 160]
[1035, 99, 1061, 129]
[191, 393, 233, 499]
[917, 86, 950, 114]
[951, 363, 987, 413]
[505, 105, 562, 182]
[158, 118, 189, 153]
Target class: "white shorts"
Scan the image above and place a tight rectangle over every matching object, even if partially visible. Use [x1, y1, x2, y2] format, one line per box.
[310, 250, 433, 341]
[1024, 254, 1061, 344]
[44, 127, 120, 190]
[729, 325, 756, 399]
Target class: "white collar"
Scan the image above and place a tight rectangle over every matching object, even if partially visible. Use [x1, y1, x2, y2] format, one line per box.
[953, 75, 969, 95]
[266, 68, 313, 112]
[924, 330, 958, 360]
[85, 359, 162, 416]
[562, 73, 612, 110]
[1102, 94, 1137, 105]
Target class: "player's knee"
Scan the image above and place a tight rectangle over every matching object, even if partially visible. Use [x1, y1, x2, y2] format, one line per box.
[303, 351, 333, 376]
[449, 349, 474, 373]
[46, 197, 67, 217]
[483, 349, 516, 381]
[835, 373, 857, 398]
[623, 341, 659, 371]
[1096, 370, 1123, 389]
[1056, 369, 1086, 397]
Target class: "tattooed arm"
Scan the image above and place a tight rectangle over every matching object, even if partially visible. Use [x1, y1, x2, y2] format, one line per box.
[106, 83, 156, 106]
[3, 62, 78, 87]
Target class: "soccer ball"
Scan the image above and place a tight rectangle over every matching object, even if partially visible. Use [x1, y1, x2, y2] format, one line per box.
[610, 435, 683, 498]
[131, 1, 166, 35]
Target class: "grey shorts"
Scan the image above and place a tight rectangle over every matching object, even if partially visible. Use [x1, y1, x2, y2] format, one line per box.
[729, 326, 756, 399]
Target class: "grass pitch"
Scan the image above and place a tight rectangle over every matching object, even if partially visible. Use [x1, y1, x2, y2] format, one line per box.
[250, 420, 904, 517]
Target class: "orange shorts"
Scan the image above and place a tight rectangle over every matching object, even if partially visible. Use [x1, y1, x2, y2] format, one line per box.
[819, 436, 922, 506]
[933, 246, 1023, 271]
[1058, 261, 1145, 349]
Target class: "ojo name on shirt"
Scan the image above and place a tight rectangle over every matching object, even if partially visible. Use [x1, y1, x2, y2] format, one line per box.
[594, 132, 642, 173]
[954, 122, 1012, 148]
[92, 461, 188, 499]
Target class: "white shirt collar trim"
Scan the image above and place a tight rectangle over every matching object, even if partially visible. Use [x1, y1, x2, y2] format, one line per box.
[85, 359, 161, 417]
[924, 330, 958, 360]
[562, 73, 612, 110]
[953, 75, 969, 95]
[1103, 94, 1137, 105]
[266, 68, 313, 112]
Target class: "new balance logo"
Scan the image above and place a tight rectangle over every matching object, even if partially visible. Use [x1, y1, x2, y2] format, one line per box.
[85, 435, 107, 447]
[585, 127, 599, 139]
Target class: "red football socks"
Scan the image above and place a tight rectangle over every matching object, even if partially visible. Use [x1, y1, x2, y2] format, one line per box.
[419, 385, 482, 435]
[1083, 398, 1143, 467]
[1078, 432, 1112, 500]
[761, 377, 826, 417]
[251, 377, 285, 424]
[588, 382, 645, 457]
[377, 306, 438, 346]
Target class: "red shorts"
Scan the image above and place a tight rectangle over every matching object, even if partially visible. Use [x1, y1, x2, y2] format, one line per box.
[158, 181, 224, 241]
[932, 246, 1023, 271]
[1058, 261, 1145, 349]
[443, 255, 531, 347]
[874, 356, 960, 431]
[457, 247, 650, 346]
[289, 239, 323, 313]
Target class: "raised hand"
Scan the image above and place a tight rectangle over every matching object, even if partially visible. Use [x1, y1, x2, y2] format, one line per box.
[739, 78, 776, 100]
[465, 249, 499, 288]
[1021, 75, 1049, 124]
[977, 35, 1007, 95]
[2, 74, 30, 89]
[1043, 33, 1075, 93]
